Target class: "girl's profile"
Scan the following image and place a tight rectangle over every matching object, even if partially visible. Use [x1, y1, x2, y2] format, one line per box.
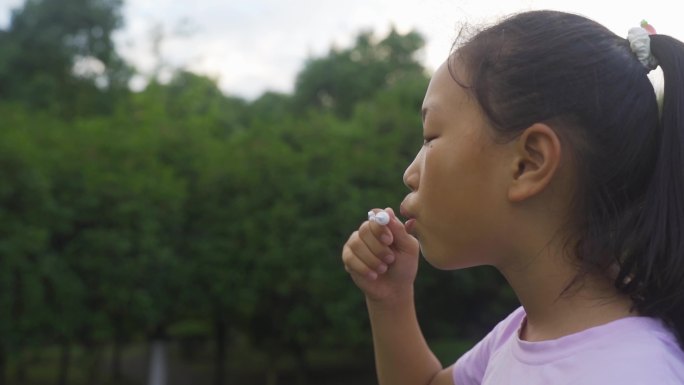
[342, 10, 684, 385]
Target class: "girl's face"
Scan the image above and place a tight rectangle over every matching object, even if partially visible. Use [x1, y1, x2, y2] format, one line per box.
[401, 61, 513, 269]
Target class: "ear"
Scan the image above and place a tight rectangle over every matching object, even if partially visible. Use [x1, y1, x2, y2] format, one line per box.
[507, 123, 562, 202]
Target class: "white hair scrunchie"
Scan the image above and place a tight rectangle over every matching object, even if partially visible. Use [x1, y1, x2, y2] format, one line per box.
[627, 26, 658, 71]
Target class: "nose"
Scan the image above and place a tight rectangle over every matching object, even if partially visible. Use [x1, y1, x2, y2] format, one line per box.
[403, 149, 421, 191]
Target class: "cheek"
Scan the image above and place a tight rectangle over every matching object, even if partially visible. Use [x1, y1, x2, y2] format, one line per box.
[418, 145, 504, 267]
[420, 146, 463, 211]
[418, 149, 463, 237]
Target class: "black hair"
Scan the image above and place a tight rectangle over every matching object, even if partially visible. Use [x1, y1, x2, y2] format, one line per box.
[451, 10, 684, 346]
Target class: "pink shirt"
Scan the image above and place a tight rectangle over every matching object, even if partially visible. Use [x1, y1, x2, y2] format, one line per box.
[454, 307, 684, 385]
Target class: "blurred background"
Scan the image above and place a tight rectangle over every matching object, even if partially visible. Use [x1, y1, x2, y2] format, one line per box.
[0, 0, 679, 384]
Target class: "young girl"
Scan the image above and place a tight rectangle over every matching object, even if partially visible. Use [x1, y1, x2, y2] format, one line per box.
[342, 10, 684, 385]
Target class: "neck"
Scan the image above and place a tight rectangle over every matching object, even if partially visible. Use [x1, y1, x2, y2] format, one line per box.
[497, 236, 635, 342]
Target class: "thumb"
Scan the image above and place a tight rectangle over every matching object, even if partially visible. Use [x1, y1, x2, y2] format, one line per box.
[385, 207, 418, 253]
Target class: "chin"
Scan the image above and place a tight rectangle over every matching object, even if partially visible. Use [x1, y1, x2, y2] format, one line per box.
[419, 245, 454, 270]
[420, 244, 483, 271]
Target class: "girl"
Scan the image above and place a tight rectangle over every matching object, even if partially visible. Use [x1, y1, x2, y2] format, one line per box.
[342, 10, 684, 385]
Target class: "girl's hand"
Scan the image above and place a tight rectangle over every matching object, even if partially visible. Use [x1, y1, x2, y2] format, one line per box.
[342, 207, 420, 303]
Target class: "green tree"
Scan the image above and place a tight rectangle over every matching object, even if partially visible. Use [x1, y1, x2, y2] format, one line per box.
[130, 71, 252, 385]
[130, 71, 248, 135]
[0, 115, 53, 384]
[293, 27, 425, 118]
[33, 117, 186, 382]
[0, 16, 522, 384]
[218, 28, 431, 384]
[0, 0, 131, 117]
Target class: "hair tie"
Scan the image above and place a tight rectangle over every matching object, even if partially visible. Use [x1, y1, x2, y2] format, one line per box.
[627, 20, 658, 71]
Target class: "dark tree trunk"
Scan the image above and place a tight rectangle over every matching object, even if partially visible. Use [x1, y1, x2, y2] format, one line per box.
[15, 349, 27, 384]
[111, 325, 124, 381]
[214, 317, 227, 385]
[0, 348, 6, 385]
[111, 339, 123, 381]
[84, 342, 103, 384]
[293, 345, 309, 385]
[57, 341, 71, 385]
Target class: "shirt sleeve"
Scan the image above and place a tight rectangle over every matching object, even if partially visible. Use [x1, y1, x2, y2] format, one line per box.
[453, 307, 525, 385]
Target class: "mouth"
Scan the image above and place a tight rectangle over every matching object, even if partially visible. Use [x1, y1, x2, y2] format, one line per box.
[399, 201, 417, 235]
[399, 202, 414, 220]
[404, 218, 417, 236]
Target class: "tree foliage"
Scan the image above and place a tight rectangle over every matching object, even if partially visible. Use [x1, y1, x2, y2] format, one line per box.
[293, 28, 425, 118]
[0, 4, 517, 383]
[0, 0, 130, 117]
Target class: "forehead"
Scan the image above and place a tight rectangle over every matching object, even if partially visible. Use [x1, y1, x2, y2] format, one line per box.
[422, 61, 474, 118]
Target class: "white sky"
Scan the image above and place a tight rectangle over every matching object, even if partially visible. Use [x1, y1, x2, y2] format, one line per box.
[1, 0, 682, 100]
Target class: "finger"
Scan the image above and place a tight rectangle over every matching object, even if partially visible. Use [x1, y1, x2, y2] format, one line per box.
[347, 233, 389, 275]
[368, 209, 394, 245]
[385, 207, 419, 253]
[359, 220, 396, 265]
[349, 233, 389, 275]
[342, 242, 379, 280]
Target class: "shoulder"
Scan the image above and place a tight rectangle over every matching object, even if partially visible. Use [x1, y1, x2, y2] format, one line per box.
[472, 306, 526, 355]
[479, 306, 526, 350]
[453, 306, 524, 385]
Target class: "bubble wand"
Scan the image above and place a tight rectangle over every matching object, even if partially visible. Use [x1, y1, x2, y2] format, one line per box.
[368, 210, 390, 226]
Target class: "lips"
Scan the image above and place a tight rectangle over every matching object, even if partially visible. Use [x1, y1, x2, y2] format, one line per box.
[399, 200, 417, 235]
[399, 201, 414, 220]
[404, 218, 417, 235]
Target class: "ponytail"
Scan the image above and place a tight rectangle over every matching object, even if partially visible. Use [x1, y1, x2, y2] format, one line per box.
[619, 35, 684, 345]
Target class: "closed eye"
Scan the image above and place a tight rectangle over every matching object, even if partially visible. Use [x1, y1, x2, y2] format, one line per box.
[423, 136, 437, 146]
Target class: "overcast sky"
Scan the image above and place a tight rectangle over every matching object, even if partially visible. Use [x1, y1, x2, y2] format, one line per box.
[1, 0, 682, 100]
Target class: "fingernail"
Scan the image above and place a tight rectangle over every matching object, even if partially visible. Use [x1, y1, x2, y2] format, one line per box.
[377, 264, 388, 274]
[384, 254, 395, 264]
[368, 271, 378, 280]
[381, 234, 392, 245]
